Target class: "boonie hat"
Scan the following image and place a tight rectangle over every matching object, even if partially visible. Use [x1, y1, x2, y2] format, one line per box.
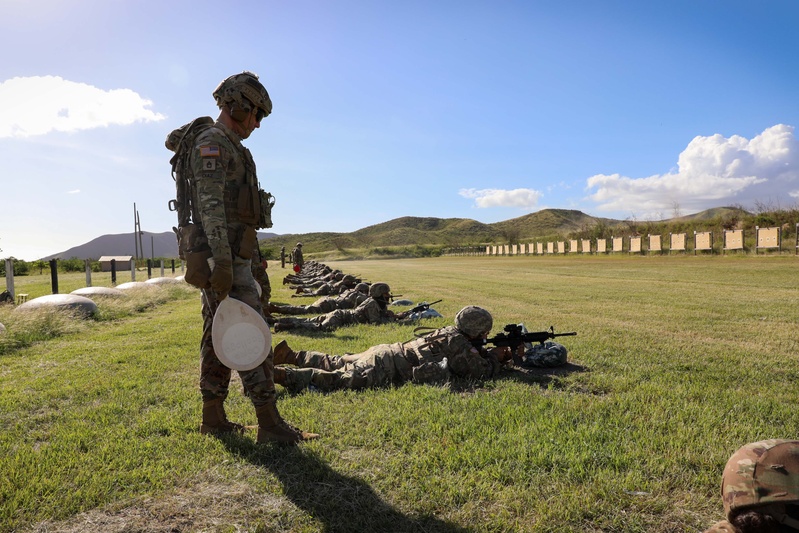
[212, 297, 272, 371]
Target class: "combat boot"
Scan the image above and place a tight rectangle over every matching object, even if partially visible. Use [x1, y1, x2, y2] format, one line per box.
[273, 340, 299, 366]
[273, 367, 315, 394]
[200, 398, 245, 435]
[255, 402, 319, 445]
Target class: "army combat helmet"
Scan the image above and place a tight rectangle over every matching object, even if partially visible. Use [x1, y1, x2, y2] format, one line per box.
[369, 282, 393, 303]
[722, 439, 799, 528]
[213, 71, 272, 121]
[454, 306, 493, 338]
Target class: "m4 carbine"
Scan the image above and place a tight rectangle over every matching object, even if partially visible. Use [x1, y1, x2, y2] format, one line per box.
[398, 299, 443, 319]
[483, 324, 577, 365]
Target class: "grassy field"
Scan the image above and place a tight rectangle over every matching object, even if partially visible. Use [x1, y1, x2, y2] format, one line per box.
[1, 255, 798, 532]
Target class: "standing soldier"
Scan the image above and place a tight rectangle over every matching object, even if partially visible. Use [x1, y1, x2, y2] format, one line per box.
[292, 242, 304, 272]
[174, 71, 317, 444]
[280, 246, 286, 268]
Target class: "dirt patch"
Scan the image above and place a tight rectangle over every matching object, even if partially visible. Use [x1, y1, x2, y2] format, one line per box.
[26, 480, 288, 533]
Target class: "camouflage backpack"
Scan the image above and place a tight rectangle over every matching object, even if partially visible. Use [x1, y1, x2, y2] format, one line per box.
[165, 117, 216, 287]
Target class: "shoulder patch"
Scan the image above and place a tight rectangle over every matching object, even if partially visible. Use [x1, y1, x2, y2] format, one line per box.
[200, 145, 220, 157]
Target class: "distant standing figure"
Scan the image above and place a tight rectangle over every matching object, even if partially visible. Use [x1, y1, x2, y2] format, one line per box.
[292, 242, 304, 272]
[280, 246, 286, 268]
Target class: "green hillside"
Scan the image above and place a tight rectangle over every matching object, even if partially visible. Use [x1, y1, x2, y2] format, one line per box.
[263, 209, 622, 258]
[260, 205, 799, 260]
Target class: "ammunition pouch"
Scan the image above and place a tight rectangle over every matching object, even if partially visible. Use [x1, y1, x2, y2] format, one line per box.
[174, 224, 213, 289]
[237, 226, 258, 260]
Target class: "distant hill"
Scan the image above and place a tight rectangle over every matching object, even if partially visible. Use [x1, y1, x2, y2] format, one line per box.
[44, 231, 279, 261]
[667, 206, 749, 222]
[42, 206, 759, 260]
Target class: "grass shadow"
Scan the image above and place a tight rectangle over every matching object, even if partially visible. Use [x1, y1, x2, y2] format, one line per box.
[221, 437, 471, 533]
[449, 362, 588, 394]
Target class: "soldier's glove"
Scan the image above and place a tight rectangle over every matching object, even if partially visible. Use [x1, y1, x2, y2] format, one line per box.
[210, 258, 233, 300]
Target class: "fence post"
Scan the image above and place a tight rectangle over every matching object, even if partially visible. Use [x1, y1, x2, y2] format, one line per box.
[5, 259, 14, 300]
[171, 259, 175, 274]
[130, 259, 136, 282]
[147, 259, 152, 279]
[85, 259, 92, 287]
[49, 259, 59, 294]
[160, 259, 165, 277]
[111, 259, 117, 285]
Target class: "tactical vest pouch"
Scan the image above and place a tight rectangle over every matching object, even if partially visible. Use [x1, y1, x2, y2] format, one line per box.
[258, 189, 275, 229]
[237, 226, 258, 260]
[235, 185, 261, 225]
[175, 223, 212, 289]
[185, 248, 213, 289]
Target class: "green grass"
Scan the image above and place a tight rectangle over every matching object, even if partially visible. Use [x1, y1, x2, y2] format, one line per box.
[2, 256, 798, 532]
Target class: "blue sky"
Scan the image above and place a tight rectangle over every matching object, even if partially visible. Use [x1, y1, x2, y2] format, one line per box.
[1, 0, 797, 261]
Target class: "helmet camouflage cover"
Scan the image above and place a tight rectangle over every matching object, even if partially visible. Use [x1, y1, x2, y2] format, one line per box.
[213, 71, 272, 117]
[355, 282, 370, 293]
[454, 306, 493, 338]
[722, 439, 799, 516]
[369, 282, 391, 299]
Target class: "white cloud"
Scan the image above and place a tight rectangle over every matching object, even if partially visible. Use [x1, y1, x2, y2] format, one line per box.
[585, 124, 799, 216]
[0, 76, 165, 138]
[459, 187, 543, 209]
[67, 189, 80, 194]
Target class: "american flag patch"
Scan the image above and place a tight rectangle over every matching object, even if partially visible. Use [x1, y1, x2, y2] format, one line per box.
[200, 145, 220, 157]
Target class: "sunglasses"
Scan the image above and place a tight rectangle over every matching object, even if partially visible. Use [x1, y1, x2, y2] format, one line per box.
[254, 108, 266, 122]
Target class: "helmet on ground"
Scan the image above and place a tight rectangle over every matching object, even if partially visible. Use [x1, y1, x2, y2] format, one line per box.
[454, 306, 493, 338]
[355, 282, 370, 293]
[213, 71, 272, 119]
[722, 439, 799, 517]
[369, 282, 392, 300]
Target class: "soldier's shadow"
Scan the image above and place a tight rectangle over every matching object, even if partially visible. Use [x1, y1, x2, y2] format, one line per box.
[221, 437, 471, 533]
[448, 362, 587, 393]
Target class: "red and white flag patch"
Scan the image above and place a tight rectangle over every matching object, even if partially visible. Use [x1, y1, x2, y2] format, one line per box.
[200, 145, 220, 157]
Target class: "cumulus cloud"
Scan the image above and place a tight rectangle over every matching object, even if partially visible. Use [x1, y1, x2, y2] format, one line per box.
[586, 124, 799, 216]
[459, 187, 543, 209]
[0, 76, 165, 138]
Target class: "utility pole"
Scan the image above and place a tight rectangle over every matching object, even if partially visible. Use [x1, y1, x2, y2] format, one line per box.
[133, 203, 140, 259]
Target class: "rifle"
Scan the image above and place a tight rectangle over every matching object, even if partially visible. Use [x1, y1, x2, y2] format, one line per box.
[483, 324, 577, 365]
[400, 299, 443, 318]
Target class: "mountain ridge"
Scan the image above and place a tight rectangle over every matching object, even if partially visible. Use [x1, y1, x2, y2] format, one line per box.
[40, 207, 749, 260]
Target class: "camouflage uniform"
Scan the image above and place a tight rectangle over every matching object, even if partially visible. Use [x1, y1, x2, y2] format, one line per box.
[272, 287, 368, 315]
[274, 296, 389, 332]
[281, 325, 496, 392]
[703, 521, 737, 533]
[250, 243, 271, 306]
[191, 120, 276, 408]
[293, 276, 357, 297]
[292, 244, 304, 270]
